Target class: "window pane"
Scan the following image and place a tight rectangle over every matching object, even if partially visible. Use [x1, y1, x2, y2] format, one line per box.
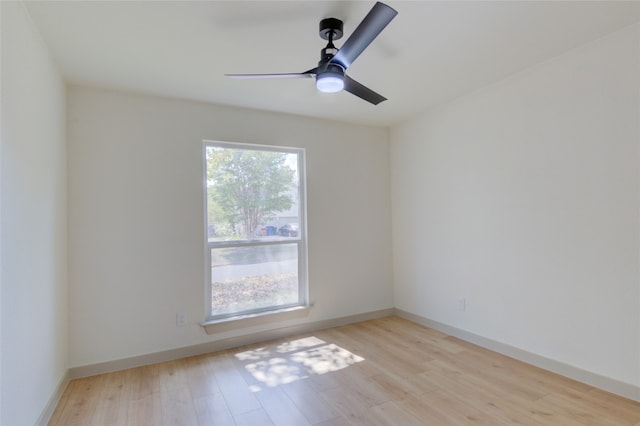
[206, 146, 300, 243]
[210, 244, 299, 316]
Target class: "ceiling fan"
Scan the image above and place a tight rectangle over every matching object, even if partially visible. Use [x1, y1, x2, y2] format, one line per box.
[225, 2, 398, 105]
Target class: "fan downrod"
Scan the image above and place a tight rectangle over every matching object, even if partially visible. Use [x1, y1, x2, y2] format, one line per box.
[319, 18, 343, 40]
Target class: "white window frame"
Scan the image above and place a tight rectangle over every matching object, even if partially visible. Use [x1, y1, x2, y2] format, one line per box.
[203, 140, 308, 322]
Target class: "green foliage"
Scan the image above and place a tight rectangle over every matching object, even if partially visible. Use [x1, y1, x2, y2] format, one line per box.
[207, 147, 295, 240]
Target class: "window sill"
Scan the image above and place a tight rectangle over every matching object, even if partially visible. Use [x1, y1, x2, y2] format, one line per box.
[200, 304, 312, 335]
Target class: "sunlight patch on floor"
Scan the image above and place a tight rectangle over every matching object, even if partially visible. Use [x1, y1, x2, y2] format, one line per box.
[235, 336, 365, 387]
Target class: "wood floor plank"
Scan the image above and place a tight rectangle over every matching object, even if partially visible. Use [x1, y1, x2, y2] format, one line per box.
[255, 386, 312, 426]
[336, 323, 428, 374]
[332, 363, 395, 406]
[319, 385, 382, 425]
[526, 400, 605, 426]
[362, 318, 465, 357]
[130, 363, 160, 400]
[553, 390, 640, 424]
[313, 416, 353, 426]
[419, 367, 545, 425]
[369, 369, 438, 400]
[184, 354, 222, 399]
[452, 344, 595, 399]
[409, 389, 502, 425]
[91, 369, 131, 425]
[280, 378, 341, 425]
[315, 327, 424, 386]
[160, 386, 199, 426]
[585, 388, 640, 423]
[193, 392, 236, 425]
[426, 353, 547, 402]
[423, 358, 542, 406]
[49, 375, 105, 426]
[49, 316, 640, 425]
[394, 391, 461, 424]
[210, 351, 262, 415]
[127, 392, 162, 426]
[303, 368, 343, 393]
[533, 393, 628, 426]
[369, 400, 423, 426]
[233, 408, 274, 426]
[158, 359, 189, 392]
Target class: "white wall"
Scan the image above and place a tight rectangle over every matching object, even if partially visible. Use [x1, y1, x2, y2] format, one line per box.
[391, 23, 640, 389]
[67, 86, 392, 367]
[1, 2, 68, 424]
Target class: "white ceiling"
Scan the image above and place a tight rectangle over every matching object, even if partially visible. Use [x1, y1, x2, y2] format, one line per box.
[24, 1, 640, 127]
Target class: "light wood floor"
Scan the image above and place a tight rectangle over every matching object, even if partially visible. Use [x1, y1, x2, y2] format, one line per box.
[50, 316, 640, 425]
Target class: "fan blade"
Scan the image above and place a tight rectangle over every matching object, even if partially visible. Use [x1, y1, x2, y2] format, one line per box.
[343, 75, 387, 105]
[226, 69, 317, 79]
[330, 2, 397, 70]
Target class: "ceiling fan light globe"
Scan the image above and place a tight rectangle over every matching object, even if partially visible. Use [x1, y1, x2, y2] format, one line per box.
[316, 74, 344, 93]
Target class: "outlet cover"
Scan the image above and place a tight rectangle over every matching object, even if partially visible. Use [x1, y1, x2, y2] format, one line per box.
[176, 312, 187, 326]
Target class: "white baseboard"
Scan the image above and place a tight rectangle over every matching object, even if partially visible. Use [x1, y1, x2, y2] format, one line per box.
[68, 308, 394, 379]
[394, 308, 640, 402]
[36, 369, 70, 426]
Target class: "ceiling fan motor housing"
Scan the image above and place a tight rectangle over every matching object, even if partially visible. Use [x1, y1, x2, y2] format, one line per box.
[318, 62, 344, 77]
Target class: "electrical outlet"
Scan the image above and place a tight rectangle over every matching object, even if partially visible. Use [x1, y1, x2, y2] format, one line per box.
[176, 312, 187, 327]
[458, 298, 466, 312]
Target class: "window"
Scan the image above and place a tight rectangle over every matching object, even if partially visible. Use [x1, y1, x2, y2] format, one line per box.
[204, 141, 307, 322]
